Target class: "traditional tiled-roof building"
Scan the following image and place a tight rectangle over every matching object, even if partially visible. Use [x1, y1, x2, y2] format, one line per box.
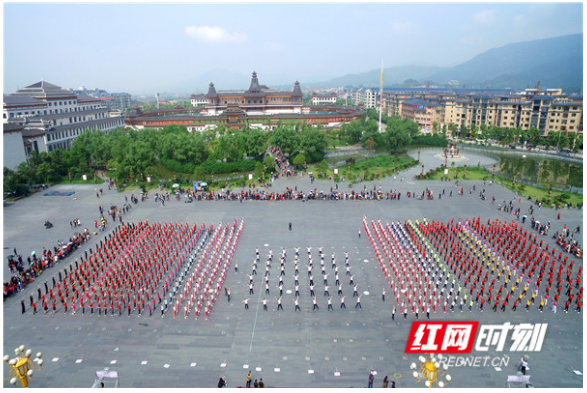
[192, 71, 303, 115]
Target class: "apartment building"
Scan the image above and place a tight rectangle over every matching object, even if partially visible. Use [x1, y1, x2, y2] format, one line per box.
[379, 88, 582, 136]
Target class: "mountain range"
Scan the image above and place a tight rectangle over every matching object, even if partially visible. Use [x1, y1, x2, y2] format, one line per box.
[309, 34, 582, 92]
[168, 34, 582, 95]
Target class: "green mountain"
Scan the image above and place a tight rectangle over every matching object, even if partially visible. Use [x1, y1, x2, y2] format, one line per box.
[310, 34, 582, 92]
[307, 65, 444, 89]
[426, 34, 582, 91]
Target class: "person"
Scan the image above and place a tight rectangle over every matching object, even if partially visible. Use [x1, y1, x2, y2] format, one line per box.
[520, 357, 529, 375]
[254, 379, 259, 388]
[258, 378, 264, 388]
[289, 222, 292, 230]
[246, 371, 252, 388]
[368, 371, 374, 388]
[355, 295, 362, 309]
[391, 381, 396, 388]
[217, 376, 226, 388]
[382, 374, 389, 388]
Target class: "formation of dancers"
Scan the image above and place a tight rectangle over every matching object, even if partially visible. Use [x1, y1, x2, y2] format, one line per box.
[365, 216, 582, 317]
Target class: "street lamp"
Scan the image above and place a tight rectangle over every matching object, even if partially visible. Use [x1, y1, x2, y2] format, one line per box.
[421, 164, 424, 176]
[418, 150, 421, 163]
[4, 345, 44, 388]
[410, 353, 450, 388]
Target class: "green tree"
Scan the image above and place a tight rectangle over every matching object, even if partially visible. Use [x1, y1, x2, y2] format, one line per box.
[527, 127, 541, 147]
[263, 155, 276, 171]
[292, 153, 306, 167]
[36, 161, 55, 183]
[360, 117, 382, 149]
[300, 127, 328, 155]
[269, 126, 301, 157]
[341, 118, 364, 143]
[383, 116, 412, 153]
[242, 127, 267, 159]
[544, 131, 558, 149]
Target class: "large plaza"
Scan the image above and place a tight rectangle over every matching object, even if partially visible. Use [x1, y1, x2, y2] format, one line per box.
[2, 151, 583, 388]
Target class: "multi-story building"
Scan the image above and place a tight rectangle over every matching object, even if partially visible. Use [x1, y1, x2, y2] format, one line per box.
[379, 87, 582, 136]
[190, 94, 207, 107]
[3, 81, 124, 167]
[353, 88, 378, 109]
[400, 98, 443, 130]
[311, 92, 337, 105]
[74, 87, 133, 111]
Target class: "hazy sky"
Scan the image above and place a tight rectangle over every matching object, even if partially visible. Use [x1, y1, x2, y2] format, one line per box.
[3, 2, 583, 95]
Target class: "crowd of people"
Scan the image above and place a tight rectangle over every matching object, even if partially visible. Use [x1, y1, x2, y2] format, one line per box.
[15, 217, 245, 320]
[4, 230, 93, 300]
[169, 220, 243, 320]
[235, 243, 364, 313]
[269, 145, 293, 177]
[157, 185, 487, 202]
[555, 225, 583, 258]
[364, 214, 582, 319]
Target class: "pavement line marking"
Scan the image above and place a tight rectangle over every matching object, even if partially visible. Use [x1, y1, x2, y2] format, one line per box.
[249, 278, 264, 353]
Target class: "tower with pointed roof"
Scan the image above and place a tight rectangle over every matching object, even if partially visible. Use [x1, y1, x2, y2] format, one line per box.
[197, 71, 303, 116]
[248, 71, 261, 93]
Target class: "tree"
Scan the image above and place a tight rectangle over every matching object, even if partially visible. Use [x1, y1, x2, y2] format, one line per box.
[527, 127, 541, 147]
[544, 131, 558, 149]
[556, 132, 569, 150]
[292, 153, 306, 168]
[569, 132, 582, 152]
[341, 119, 364, 144]
[365, 137, 375, 154]
[36, 161, 55, 184]
[317, 160, 329, 176]
[263, 155, 276, 172]
[300, 127, 328, 155]
[383, 116, 411, 153]
[268, 126, 301, 157]
[242, 127, 267, 159]
[360, 117, 382, 149]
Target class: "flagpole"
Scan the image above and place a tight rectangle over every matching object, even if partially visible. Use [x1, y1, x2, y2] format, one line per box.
[379, 60, 384, 133]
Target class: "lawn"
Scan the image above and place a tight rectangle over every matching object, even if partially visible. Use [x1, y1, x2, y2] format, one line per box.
[311, 154, 419, 183]
[417, 164, 582, 208]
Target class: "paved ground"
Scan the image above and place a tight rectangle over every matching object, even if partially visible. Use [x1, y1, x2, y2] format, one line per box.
[2, 150, 583, 388]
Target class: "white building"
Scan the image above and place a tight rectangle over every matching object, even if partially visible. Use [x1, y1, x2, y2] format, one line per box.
[3, 123, 28, 170]
[311, 92, 337, 105]
[3, 81, 124, 166]
[353, 88, 378, 109]
[190, 94, 208, 107]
